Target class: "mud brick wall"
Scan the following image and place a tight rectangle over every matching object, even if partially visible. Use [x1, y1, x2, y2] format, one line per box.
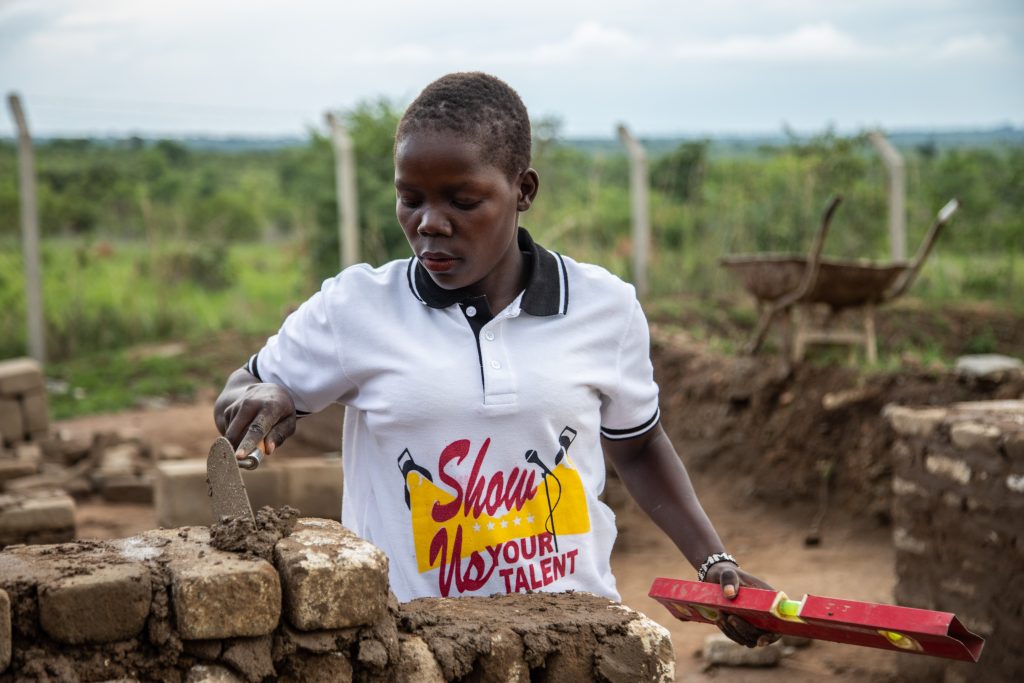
[0, 517, 674, 682]
[885, 400, 1024, 683]
[0, 359, 49, 450]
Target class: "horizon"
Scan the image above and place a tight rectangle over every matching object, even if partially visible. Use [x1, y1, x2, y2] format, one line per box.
[2, 1, 1022, 139]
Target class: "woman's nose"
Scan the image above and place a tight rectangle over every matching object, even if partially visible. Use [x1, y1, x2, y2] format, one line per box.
[417, 207, 453, 236]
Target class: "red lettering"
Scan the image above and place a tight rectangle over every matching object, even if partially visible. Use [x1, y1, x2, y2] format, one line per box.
[520, 534, 537, 560]
[432, 440, 471, 523]
[538, 532, 554, 557]
[566, 549, 578, 574]
[500, 568, 514, 592]
[503, 541, 519, 564]
[428, 525, 501, 597]
[553, 553, 566, 579]
[529, 563, 544, 590]
[429, 438, 541, 522]
[540, 556, 553, 585]
[514, 567, 529, 592]
[462, 438, 491, 518]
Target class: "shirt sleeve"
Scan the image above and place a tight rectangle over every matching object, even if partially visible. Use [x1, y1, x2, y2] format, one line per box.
[599, 296, 661, 440]
[246, 276, 355, 415]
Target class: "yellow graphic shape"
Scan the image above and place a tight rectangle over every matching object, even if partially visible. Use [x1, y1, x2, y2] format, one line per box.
[405, 463, 591, 573]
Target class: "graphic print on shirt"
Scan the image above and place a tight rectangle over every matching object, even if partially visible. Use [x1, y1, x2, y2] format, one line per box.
[397, 426, 591, 597]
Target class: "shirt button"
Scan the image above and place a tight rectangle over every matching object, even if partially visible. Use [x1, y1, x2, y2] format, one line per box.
[484, 331, 495, 341]
[490, 360, 501, 370]
[466, 306, 477, 317]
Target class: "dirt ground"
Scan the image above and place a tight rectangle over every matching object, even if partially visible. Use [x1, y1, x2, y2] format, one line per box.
[57, 301, 1023, 681]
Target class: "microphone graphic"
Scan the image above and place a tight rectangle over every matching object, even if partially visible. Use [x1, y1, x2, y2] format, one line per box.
[525, 449, 559, 553]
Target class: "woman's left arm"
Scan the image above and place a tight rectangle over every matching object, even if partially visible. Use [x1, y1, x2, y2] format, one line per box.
[603, 423, 780, 648]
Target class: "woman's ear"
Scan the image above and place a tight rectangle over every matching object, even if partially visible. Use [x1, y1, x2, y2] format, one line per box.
[517, 168, 540, 212]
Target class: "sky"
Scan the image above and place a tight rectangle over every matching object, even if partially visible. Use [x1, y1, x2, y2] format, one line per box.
[0, 0, 1022, 138]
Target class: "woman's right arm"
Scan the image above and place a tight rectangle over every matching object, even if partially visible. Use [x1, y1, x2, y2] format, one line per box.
[213, 367, 297, 459]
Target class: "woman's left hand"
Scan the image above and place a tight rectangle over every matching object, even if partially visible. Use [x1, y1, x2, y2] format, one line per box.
[703, 562, 782, 648]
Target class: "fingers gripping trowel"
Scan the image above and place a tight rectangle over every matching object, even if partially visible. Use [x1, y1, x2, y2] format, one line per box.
[207, 436, 259, 523]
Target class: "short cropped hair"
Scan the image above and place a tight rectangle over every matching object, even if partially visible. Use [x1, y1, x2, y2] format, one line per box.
[396, 72, 532, 179]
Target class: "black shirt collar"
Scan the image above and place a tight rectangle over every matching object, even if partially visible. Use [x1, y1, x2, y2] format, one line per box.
[408, 227, 567, 316]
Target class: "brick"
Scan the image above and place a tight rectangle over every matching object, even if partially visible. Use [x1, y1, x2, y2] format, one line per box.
[950, 421, 1002, 454]
[925, 454, 971, 484]
[0, 490, 75, 546]
[394, 635, 444, 683]
[278, 653, 353, 683]
[19, 391, 48, 435]
[182, 639, 223, 661]
[151, 527, 281, 640]
[598, 613, 676, 682]
[883, 405, 948, 438]
[274, 518, 388, 631]
[154, 460, 214, 527]
[0, 588, 9, 672]
[98, 474, 154, 504]
[221, 635, 274, 683]
[281, 456, 342, 519]
[0, 458, 39, 486]
[38, 561, 151, 644]
[185, 664, 245, 683]
[0, 358, 43, 396]
[0, 400, 24, 446]
[702, 633, 781, 667]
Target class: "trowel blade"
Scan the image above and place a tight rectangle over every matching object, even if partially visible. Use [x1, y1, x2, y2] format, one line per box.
[207, 436, 255, 523]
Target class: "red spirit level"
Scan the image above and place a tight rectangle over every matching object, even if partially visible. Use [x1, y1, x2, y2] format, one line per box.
[649, 578, 984, 662]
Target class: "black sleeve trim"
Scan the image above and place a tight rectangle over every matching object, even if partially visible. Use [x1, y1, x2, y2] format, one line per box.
[600, 407, 660, 441]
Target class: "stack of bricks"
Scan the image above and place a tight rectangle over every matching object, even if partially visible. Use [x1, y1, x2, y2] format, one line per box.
[884, 399, 1024, 682]
[0, 517, 674, 682]
[0, 359, 48, 488]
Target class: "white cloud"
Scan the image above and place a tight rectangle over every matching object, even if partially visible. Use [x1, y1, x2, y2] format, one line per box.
[929, 32, 1013, 62]
[671, 22, 884, 62]
[499, 21, 641, 64]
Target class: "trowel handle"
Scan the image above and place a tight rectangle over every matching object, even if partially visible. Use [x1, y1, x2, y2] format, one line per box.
[238, 449, 264, 470]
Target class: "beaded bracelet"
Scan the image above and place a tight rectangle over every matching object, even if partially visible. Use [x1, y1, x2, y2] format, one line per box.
[697, 552, 738, 582]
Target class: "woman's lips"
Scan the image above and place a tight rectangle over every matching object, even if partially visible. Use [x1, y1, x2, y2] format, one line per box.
[420, 253, 459, 273]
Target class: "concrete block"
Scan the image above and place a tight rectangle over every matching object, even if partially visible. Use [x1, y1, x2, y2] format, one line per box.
[0, 588, 9, 673]
[274, 518, 388, 631]
[152, 527, 281, 640]
[702, 633, 782, 667]
[280, 456, 342, 519]
[0, 358, 43, 396]
[597, 614, 676, 683]
[155, 460, 214, 527]
[98, 474, 154, 504]
[883, 405, 948, 438]
[0, 400, 24, 446]
[394, 635, 445, 683]
[185, 664, 245, 683]
[19, 391, 48, 435]
[0, 490, 75, 546]
[38, 561, 151, 644]
[278, 653, 352, 683]
[950, 421, 1002, 454]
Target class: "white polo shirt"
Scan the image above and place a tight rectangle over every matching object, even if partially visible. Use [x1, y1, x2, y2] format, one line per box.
[247, 228, 660, 602]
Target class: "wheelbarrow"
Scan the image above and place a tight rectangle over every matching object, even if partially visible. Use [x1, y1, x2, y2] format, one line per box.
[720, 196, 960, 363]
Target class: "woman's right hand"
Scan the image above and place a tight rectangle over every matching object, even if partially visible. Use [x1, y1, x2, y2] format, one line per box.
[214, 369, 297, 459]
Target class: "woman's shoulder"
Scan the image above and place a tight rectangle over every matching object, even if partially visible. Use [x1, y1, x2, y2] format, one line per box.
[555, 252, 639, 305]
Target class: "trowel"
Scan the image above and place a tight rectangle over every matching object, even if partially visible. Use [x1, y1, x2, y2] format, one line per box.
[206, 436, 262, 523]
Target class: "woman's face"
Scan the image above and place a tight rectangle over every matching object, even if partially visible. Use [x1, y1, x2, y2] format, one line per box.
[395, 129, 538, 309]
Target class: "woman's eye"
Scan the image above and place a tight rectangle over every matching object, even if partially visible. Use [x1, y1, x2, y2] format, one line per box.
[398, 196, 421, 209]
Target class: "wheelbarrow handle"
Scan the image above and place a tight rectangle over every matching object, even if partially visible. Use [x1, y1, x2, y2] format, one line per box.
[884, 198, 960, 301]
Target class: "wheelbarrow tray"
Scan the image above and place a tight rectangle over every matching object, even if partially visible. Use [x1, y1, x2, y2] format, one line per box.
[720, 254, 910, 309]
